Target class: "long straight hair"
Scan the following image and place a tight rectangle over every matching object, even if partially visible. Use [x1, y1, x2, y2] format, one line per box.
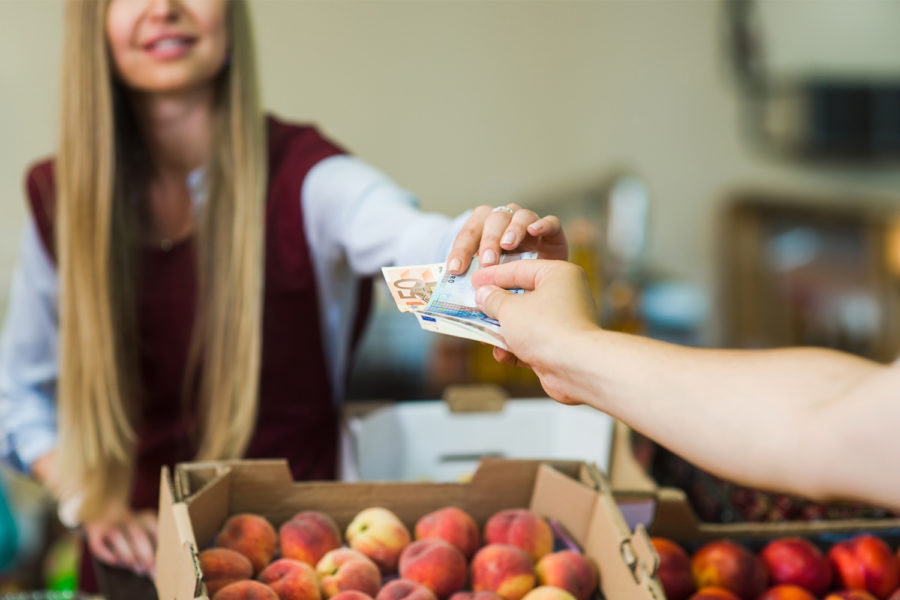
[54, 0, 265, 521]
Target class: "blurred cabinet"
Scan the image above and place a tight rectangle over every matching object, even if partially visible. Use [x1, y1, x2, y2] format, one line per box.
[721, 193, 900, 361]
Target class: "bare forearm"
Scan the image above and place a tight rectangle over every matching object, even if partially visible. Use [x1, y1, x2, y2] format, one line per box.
[543, 330, 897, 507]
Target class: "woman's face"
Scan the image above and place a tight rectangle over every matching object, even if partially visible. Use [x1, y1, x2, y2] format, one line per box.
[106, 0, 229, 94]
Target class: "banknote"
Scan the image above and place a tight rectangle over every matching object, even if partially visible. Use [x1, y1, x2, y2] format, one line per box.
[381, 263, 445, 313]
[423, 252, 536, 327]
[381, 252, 536, 348]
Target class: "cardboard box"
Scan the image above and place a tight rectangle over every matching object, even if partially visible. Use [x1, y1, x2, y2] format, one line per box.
[344, 396, 615, 482]
[607, 421, 900, 598]
[154, 458, 664, 600]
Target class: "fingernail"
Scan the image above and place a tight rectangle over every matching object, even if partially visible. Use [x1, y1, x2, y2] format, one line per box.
[448, 257, 461, 273]
[475, 285, 493, 306]
[501, 232, 515, 246]
[529, 222, 544, 234]
[482, 249, 496, 265]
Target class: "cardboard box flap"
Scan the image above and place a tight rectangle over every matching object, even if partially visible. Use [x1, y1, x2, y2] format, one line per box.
[530, 463, 598, 548]
[608, 421, 656, 496]
[582, 472, 665, 599]
[156, 466, 204, 600]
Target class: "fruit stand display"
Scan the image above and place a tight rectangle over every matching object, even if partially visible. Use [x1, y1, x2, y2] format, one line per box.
[153, 458, 666, 600]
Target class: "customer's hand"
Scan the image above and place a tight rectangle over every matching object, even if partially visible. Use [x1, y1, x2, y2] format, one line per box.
[445, 205, 567, 275]
[84, 502, 157, 578]
[474, 259, 599, 402]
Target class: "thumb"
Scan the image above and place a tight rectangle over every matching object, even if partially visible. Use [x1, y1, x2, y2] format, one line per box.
[475, 284, 512, 319]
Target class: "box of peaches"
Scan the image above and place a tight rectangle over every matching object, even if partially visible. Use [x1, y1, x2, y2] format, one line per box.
[607, 423, 900, 600]
[152, 457, 669, 600]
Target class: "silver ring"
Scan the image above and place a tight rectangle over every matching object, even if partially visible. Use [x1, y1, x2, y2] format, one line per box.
[491, 205, 516, 216]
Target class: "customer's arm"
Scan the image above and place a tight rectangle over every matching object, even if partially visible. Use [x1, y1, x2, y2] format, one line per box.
[474, 259, 899, 510]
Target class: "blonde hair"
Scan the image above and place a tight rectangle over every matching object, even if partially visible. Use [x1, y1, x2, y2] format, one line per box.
[54, 0, 265, 521]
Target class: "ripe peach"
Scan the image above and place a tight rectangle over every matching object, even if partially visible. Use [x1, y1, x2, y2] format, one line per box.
[346, 507, 412, 573]
[828, 535, 900, 599]
[448, 592, 505, 600]
[215, 513, 277, 575]
[484, 509, 553, 562]
[317, 548, 382, 599]
[280, 511, 343, 567]
[756, 584, 817, 600]
[688, 588, 740, 600]
[375, 579, 439, 600]
[470, 544, 536, 600]
[213, 580, 280, 600]
[824, 592, 880, 600]
[760, 537, 832, 596]
[651, 537, 694, 600]
[399, 539, 468, 599]
[690, 540, 768, 600]
[534, 550, 597, 600]
[331, 593, 375, 600]
[258, 558, 321, 600]
[520, 587, 576, 600]
[199, 547, 254, 597]
[415, 507, 480, 559]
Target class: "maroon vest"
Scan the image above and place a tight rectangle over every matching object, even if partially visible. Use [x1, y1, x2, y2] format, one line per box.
[25, 116, 359, 512]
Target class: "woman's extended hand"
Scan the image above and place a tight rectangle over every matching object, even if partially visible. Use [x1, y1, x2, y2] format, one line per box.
[445, 204, 568, 274]
[84, 503, 158, 578]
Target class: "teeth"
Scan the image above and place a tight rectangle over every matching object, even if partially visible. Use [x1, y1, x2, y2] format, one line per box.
[153, 38, 186, 50]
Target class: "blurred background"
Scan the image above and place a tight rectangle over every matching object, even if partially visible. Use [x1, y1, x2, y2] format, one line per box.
[1, 0, 900, 593]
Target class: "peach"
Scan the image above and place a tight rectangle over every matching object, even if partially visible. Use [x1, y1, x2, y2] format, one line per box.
[375, 579, 438, 600]
[281, 511, 343, 567]
[756, 585, 818, 600]
[415, 507, 480, 559]
[317, 547, 382, 598]
[346, 507, 412, 573]
[258, 558, 321, 600]
[824, 592, 880, 600]
[690, 540, 768, 600]
[331, 592, 375, 600]
[760, 537, 832, 596]
[651, 537, 694, 600]
[399, 539, 468, 599]
[688, 588, 741, 600]
[829, 535, 900, 600]
[448, 593, 505, 600]
[199, 547, 254, 597]
[216, 513, 277, 575]
[213, 580, 280, 600]
[520, 587, 576, 600]
[470, 544, 536, 600]
[534, 550, 597, 600]
[484, 509, 553, 562]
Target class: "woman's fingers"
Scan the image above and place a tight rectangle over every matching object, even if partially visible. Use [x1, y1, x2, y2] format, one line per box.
[477, 204, 520, 266]
[446, 205, 493, 274]
[86, 527, 120, 567]
[495, 208, 539, 253]
[125, 519, 156, 576]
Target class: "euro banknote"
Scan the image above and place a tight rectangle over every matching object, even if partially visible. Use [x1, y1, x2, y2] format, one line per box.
[381, 252, 536, 348]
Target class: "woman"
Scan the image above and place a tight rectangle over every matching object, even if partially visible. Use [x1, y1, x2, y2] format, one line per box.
[0, 0, 567, 588]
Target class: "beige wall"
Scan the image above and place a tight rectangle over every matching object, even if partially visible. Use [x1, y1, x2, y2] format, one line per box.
[2, 0, 899, 332]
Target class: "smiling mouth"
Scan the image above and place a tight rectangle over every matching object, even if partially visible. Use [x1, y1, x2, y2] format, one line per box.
[144, 37, 196, 52]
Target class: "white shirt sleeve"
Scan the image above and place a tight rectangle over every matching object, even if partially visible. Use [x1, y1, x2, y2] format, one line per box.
[301, 155, 468, 399]
[0, 218, 59, 473]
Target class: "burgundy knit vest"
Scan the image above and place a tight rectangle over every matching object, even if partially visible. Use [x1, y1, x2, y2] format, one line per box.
[24, 116, 359, 512]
